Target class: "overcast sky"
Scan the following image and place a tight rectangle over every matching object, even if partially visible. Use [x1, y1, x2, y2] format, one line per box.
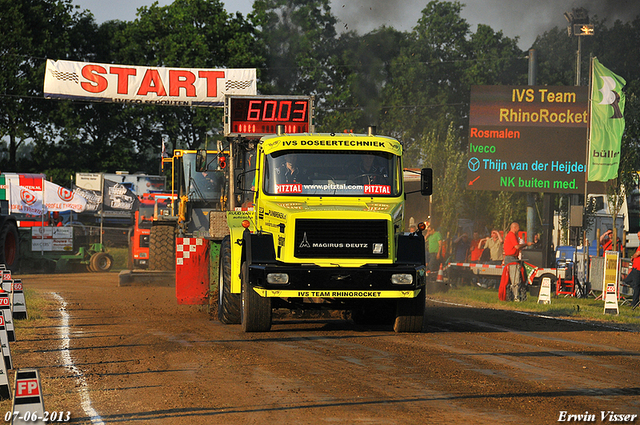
[71, 0, 640, 51]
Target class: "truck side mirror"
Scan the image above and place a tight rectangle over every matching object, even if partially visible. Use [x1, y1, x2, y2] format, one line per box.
[420, 168, 433, 196]
[195, 149, 207, 172]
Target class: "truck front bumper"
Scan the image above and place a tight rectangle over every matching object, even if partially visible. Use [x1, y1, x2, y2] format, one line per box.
[248, 263, 426, 299]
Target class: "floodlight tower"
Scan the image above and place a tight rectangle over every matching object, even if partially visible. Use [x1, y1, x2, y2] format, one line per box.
[564, 7, 594, 86]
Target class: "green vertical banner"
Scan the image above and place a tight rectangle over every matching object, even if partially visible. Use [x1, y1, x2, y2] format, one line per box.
[0, 175, 6, 201]
[588, 58, 626, 182]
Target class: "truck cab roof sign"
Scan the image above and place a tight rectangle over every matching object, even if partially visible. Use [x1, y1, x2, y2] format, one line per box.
[261, 134, 403, 156]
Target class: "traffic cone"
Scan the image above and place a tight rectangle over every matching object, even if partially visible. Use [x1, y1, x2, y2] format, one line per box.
[436, 264, 444, 283]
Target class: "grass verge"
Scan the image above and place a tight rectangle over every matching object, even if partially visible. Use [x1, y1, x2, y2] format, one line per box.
[106, 247, 129, 271]
[428, 283, 640, 331]
[1, 288, 55, 412]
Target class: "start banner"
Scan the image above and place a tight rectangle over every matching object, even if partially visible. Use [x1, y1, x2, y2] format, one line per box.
[44, 59, 256, 107]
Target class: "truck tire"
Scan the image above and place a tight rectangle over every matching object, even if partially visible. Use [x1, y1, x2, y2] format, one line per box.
[90, 252, 113, 272]
[241, 261, 271, 332]
[393, 288, 426, 333]
[0, 222, 20, 271]
[218, 236, 241, 324]
[149, 224, 175, 271]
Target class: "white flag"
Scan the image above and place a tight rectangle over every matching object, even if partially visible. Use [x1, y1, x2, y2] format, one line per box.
[44, 180, 87, 212]
[9, 182, 47, 215]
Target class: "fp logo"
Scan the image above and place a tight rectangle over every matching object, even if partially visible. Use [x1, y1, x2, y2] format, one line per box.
[20, 189, 37, 205]
[58, 187, 74, 202]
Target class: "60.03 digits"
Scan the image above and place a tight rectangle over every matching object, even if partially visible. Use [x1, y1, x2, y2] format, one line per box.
[4, 411, 71, 422]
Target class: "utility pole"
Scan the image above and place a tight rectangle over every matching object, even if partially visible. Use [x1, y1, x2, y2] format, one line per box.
[564, 8, 594, 249]
[526, 49, 536, 246]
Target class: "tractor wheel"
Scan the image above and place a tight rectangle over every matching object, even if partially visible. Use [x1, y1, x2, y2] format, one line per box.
[393, 288, 426, 333]
[149, 223, 175, 270]
[241, 260, 271, 332]
[0, 222, 20, 271]
[217, 236, 241, 324]
[90, 252, 113, 272]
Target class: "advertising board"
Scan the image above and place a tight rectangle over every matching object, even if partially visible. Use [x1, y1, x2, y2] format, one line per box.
[467, 85, 588, 194]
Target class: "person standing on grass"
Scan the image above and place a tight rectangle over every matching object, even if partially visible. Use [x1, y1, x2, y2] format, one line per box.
[503, 222, 533, 301]
[622, 231, 640, 309]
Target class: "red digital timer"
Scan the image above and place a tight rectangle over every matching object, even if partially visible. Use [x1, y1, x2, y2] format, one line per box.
[227, 96, 312, 136]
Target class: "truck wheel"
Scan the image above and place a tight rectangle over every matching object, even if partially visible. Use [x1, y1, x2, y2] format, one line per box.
[393, 288, 426, 333]
[241, 261, 271, 332]
[149, 224, 175, 270]
[90, 252, 113, 272]
[0, 222, 20, 271]
[218, 236, 241, 324]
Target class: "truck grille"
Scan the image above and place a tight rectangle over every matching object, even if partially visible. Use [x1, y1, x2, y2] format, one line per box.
[294, 219, 388, 259]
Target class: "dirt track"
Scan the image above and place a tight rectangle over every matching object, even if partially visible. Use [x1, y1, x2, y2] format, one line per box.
[7, 273, 640, 424]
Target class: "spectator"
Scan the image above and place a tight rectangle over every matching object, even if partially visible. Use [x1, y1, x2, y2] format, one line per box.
[425, 225, 442, 271]
[531, 233, 542, 249]
[408, 217, 417, 233]
[453, 232, 470, 262]
[600, 229, 621, 254]
[481, 229, 504, 263]
[622, 230, 640, 309]
[468, 231, 484, 262]
[503, 222, 532, 301]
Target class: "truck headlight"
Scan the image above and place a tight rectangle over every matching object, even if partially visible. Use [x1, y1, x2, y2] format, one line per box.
[267, 273, 289, 284]
[391, 274, 413, 285]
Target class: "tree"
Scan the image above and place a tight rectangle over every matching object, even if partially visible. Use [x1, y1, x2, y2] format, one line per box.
[414, 122, 466, 238]
[108, 0, 264, 152]
[0, 0, 90, 171]
[251, 0, 337, 100]
[380, 1, 471, 148]
[320, 26, 408, 132]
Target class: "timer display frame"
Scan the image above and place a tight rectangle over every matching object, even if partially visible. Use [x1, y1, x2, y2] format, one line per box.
[224, 95, 314, 137]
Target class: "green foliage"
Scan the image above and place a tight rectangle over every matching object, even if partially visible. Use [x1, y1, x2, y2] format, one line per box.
[430, 285, 640, 329]
[413, 123, 466, 236]
[0, 0, 90, 171]
[252, 0, 337, 98]
[320, 27, 408, 132]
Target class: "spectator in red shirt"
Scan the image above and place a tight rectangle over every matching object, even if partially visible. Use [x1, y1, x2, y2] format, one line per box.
[622, 231, 640, 309]
[503, 222, 532, 265]
[468, 231, 484, 262]
[503, 222, 533, 301]
[600, 229, 621, 254]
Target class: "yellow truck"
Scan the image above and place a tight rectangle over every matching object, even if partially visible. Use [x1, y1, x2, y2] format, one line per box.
[217, 129, 432, 332]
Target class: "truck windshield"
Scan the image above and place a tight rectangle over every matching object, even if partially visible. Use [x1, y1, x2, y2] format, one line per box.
[263, 150, 400, 196]
[182, 153, 225, 203]
[137, 205, 154, 229]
